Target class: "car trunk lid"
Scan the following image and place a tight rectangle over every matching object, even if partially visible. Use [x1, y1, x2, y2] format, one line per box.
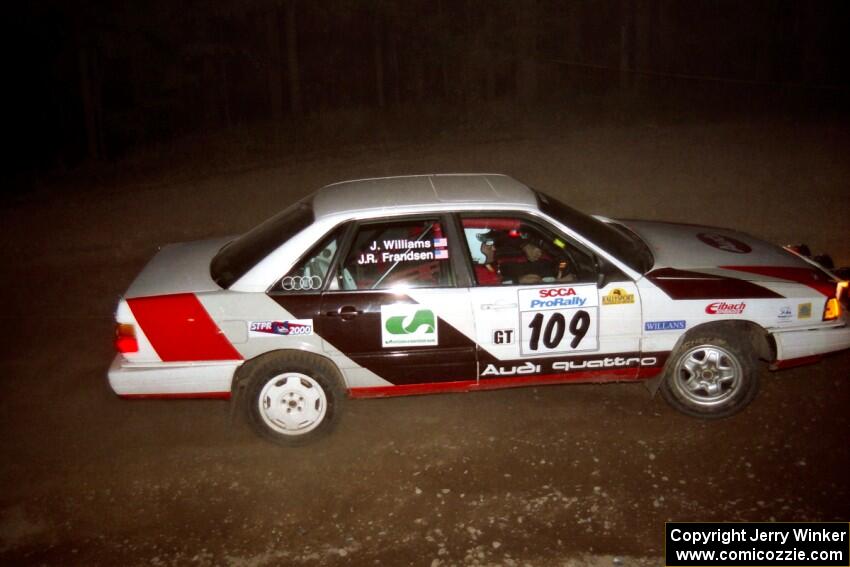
[124, 237, 232, 299]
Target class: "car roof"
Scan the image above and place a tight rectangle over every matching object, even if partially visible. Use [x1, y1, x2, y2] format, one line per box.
[311, 174, 538, 219]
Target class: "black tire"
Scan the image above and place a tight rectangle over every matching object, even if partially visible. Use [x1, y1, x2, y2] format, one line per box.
[240, 351, 345, 446]
[660, 330, 759, 419]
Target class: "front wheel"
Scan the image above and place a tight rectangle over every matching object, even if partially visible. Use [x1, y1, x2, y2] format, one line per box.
[660, 331, 759, 419]
[242, 352, 345, 446]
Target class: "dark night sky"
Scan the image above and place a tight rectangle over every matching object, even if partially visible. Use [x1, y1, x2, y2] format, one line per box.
[11, 0, 850, 179]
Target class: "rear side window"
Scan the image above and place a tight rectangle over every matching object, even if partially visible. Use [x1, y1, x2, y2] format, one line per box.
[270, 226, 345, 293]
[211, 202, 314, 288]
[338, 218, 453, 290]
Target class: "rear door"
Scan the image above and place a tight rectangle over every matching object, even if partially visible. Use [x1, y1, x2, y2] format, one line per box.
[458, 213, 645, 384]
[319, 215, 478, 387]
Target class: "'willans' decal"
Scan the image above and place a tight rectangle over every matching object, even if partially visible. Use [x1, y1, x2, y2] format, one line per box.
[645, 320, 686, 331]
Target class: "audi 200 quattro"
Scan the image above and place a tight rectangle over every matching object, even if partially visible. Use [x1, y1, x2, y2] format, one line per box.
[109, 174, 850, 445]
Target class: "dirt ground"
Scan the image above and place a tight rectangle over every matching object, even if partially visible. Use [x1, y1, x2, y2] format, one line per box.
[1, 117, 849, 565]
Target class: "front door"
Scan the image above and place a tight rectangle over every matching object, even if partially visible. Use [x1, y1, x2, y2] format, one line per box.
[458, 214, 644, 385]
[320, 215, 478, 389]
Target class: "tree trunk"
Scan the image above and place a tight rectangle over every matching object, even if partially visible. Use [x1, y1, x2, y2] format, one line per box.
[634, 0, 651, 91]
[219, 58, 231, 129]
[438, 0, 450, 100]
[619, 0, 634, 90]
[515, 0, 538, 103]
[285, 0, 301, 115]
[565, 1, 582, 89]
[387, 2, 401, 105]
[373, 7, 385, 108]
[78, 46, 104, 160]
[484, 7, 496, 100]
[266, 6, 283, 123]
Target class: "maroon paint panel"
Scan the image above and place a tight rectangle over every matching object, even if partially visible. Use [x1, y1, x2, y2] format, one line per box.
[271, 292, 478, 385]
[128, 294, 243, 362]
[646, 268, 783, 300]
[719, 265, 836, 298]
[349, 380, 476, 398]
[272, 293, 670, 389]
[348, 361, 670, 398]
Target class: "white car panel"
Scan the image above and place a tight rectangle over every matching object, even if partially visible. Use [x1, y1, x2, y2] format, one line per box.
[107, 174, 849, 411]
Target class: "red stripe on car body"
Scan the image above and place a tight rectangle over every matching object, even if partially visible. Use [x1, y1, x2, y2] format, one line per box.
[348, 367, 656, 398]
[349, 380, 477, 398]
[769, 355, 823, 371]
[128, 293, 243, 362]
[719, 265, 835, 297]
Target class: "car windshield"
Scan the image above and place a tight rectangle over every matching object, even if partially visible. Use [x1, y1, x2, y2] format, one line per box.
[210, 200, 314, 288]
[535, 191, 653, 274]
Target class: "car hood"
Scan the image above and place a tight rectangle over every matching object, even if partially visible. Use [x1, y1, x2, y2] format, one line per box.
[125, 237, 233, 299]
[615, 220, 805, 271]
[612, 220, 838, 297]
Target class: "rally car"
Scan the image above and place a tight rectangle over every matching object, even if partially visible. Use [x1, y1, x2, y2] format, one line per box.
[109, 174, 850, 445]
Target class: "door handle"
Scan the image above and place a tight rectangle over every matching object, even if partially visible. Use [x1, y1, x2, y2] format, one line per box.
[326, 305, 362, 321]
[480, 302, 518, 311]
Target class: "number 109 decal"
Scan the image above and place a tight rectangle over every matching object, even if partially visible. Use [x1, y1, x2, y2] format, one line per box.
[518, 285, 599, 355]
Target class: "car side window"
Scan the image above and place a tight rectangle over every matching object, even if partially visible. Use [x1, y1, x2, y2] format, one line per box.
[338, 218, 453, 290]
[460, 215, 596, 286]
[271, 227, 344, 293]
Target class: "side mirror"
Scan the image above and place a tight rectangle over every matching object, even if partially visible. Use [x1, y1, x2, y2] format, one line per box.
[595, 255, 607, 289]
[597, 269, 608, 289]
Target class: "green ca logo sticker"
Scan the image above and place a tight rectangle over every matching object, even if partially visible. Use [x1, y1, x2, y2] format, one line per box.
[385, 309, 436, 335]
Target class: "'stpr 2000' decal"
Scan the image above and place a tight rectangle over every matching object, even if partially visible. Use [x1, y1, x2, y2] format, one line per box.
[381, 305, 438, 347]
[249, 320, 314, 337]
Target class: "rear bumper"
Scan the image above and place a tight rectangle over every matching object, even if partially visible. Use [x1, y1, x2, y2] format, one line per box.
[771, 323, 850, 369]
[108, 355, 239, 398]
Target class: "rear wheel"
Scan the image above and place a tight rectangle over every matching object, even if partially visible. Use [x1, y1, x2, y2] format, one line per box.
[661, 331, 759, 418]
[241, 352, 345, 446]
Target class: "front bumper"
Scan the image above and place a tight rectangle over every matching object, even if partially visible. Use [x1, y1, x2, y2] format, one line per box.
[108, 355, 240, 398]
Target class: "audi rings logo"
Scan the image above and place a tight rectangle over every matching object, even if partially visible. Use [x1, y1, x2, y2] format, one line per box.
[280, 275, 322, 291]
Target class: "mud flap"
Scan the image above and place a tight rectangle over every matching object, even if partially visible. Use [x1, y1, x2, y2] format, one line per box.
[229, 373, 249, 423]
[643, 373, 664, 397]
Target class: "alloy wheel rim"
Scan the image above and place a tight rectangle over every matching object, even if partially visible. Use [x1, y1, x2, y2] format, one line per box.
[258, 372, 327, 435]
[672, 345, 742, 407]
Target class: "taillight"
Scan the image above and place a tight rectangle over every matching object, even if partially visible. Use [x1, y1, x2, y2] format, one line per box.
[822, 281, 847, 321]
[823, 298, 840, 321]
[838, 281, 849, 310]
[115, 323, 138, 353]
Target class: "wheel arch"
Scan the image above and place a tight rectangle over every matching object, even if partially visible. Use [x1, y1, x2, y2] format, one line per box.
[669, 319, 775, 366]
[228, 348, 347, 419]
[647, 319, 774, 397]
[656, 319, 767, 418]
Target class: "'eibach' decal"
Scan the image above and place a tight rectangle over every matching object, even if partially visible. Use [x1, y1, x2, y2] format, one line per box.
[705, 301, 746, 315]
